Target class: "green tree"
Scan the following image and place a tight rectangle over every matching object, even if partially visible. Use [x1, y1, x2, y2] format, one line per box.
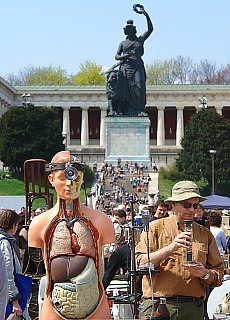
[176, 108, 230, 193]
[84, 165, 96, 188]
[26, 65, 70, 85]
[72, 60, 106, 85]
[0, 105, 64, 173]
[5, 65, 71, 85]
[146, 59, 177, 85]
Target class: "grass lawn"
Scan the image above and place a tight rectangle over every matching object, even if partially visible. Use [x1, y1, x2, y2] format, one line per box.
[0, 173, 90, 209]
[0, 178, 26, 196]
[0, 172, 212, 208]
[1, 172, 174, 202]
[158, 175, 176, 199]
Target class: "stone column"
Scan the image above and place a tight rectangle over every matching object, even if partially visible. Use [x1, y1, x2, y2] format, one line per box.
[1, 102, 8, 115]
[62, 106, 70, 149]
[215, 104, 223, 115]
[81, 105, 89, 146]
[176, 105, 184, 147]
[157, 105, 165, 146]
[100, 106, 107, 146]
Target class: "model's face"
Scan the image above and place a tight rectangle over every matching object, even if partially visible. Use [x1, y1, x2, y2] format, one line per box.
[49, 170, 84, 201]
[173, 197, 200, 223]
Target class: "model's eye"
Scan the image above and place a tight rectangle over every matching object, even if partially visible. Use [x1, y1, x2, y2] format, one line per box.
[56, 171, 66, 181]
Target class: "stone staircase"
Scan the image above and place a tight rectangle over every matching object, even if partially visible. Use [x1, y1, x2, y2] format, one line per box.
[91, 169, 159, 209]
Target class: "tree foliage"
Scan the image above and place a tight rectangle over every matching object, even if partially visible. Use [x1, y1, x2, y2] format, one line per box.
[146, 60, 177, 85]
[72, 60, 106, 85]
[176, 108, 230, 192]
[146, 55, 230, 85]
[6, 65, 70, 86]
[0, 105, 64, 172]
[5, 57, 230, 86]
[25, 65, 71, 85]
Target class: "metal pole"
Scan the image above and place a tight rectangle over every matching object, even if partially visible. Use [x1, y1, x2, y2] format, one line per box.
[211, 153, 215, 195]
[130, 200, 139, 319]
[210, 150, 216, 195]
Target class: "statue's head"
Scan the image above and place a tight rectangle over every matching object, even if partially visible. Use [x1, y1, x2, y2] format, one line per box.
[123, 20, 137, 35]
[46, 151, 85, 201]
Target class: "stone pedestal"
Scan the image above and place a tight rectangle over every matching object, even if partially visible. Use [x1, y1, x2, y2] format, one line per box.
[104, 117, 151, 166]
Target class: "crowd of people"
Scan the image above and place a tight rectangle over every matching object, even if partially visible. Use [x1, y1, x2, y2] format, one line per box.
[0, 154, 229, 320]
[93, 160, 156, 216]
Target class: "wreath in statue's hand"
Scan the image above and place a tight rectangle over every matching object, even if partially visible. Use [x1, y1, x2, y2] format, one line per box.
[133, 4, 144, 14]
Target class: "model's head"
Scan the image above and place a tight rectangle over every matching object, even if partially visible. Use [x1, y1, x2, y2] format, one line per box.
[46, 151, 85, 201]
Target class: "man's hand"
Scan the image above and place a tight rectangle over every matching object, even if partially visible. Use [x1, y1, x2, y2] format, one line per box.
[170, 231, 192, 251]
[185, 262, 208, 278]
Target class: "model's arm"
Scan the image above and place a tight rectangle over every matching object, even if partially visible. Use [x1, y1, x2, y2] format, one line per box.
[28, 216, 44, 249]
[100, 214, 116, 245]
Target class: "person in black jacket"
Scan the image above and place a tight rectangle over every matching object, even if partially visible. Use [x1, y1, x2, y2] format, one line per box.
[102, 242, 131, 290]
[103, 209, 130, 289]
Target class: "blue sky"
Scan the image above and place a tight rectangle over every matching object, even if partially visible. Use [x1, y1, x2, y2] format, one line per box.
[1, 0, 230, 78]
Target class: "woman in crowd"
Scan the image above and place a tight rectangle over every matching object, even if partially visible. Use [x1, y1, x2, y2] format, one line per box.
[0, 208, 31, 319]
[209, 211, 227, 257]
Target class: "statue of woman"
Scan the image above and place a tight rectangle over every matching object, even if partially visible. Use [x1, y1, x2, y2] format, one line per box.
[115, 4, 153, 116]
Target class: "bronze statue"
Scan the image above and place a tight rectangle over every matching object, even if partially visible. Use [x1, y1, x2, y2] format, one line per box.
[106, 4, 153, 116]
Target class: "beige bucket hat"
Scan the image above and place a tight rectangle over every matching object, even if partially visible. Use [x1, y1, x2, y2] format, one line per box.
[165, 180, 206, 203]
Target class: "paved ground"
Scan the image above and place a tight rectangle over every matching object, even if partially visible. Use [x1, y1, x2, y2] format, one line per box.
[147, 172, 159, 195]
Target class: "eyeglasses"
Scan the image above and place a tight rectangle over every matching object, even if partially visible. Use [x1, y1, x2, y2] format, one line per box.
[179, 202, 200, 209]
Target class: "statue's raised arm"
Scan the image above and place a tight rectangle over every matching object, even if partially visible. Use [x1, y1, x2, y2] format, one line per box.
[133, 4, 153, 41]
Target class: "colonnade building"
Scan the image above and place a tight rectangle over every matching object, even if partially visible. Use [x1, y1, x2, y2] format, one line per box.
[1, 76, 230, 167]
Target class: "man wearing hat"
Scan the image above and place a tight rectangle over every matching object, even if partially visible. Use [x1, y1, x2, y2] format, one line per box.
[136, 180, 224, 320]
